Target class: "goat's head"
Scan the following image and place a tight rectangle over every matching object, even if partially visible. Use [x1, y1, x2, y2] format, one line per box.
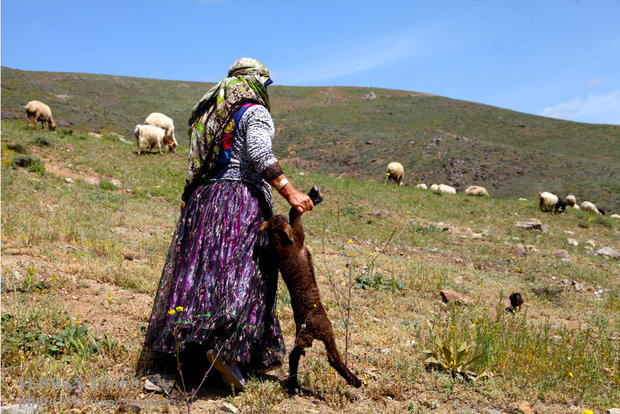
[164, 135, 177, 152]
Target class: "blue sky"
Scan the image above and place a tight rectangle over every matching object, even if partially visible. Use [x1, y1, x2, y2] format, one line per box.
[2, 0, 620, 125]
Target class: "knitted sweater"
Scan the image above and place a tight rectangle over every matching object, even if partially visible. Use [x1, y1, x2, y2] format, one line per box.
[211, 105, 277, 208]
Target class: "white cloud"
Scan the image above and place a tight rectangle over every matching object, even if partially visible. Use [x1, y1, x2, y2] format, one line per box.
[539, 90, 620, 125]
[275, 28, 430, 86]
[586, 77, 610, 88]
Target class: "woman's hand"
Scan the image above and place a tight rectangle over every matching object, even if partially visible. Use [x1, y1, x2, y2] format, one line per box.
[286, 189, 314, 214]
[270, 175, 314, 214]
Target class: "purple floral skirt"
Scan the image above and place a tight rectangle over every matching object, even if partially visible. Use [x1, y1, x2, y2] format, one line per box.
[144, 181, 285, 369]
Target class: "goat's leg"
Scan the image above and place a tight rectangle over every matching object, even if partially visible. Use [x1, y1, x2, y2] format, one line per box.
[287, 345, 305, 392]
[323, 337, 362, 387]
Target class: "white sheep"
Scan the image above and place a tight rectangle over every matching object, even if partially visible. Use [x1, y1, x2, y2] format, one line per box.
[134, 124, 167, 155]
[565, 194, 577, 207]
[432, 184, 456, 194]
[611, 214, 620, 219]
[24, 100, 56, 131]
[384, 162, 404, 185]
[538, 192, 566, 213]
[465, 185, 489, 197]
[581, 201, 602, 215]
[415, 183, 427, 190]
[144, 112, 177, 152]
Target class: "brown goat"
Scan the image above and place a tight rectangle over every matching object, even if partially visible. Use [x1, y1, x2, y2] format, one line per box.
[257, 187, 362, 392]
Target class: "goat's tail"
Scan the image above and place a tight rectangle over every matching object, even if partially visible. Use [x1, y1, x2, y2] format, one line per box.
[323, 338, 362, 387]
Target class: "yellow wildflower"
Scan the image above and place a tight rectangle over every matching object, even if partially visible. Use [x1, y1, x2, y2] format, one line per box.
[20, 355, 25, 361]
[175, 306, 184, 312]
[406, 211, 410, 215]
[107, 293, 113, 297]
[348, 239, 353, 244]
[569, 372, 574, 378]
[168, 309, 176, 316]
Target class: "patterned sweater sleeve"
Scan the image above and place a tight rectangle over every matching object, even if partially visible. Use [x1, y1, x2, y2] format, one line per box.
[243, 105, 279, 176]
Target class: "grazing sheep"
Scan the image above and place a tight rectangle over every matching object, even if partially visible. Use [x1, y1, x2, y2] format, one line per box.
[581, 201, 602, 215]
[24, 100, 56, 131]
[144, 112, 177, 152]
[611, 214, 620, 219]
[257, 187, 362, 392]
[538, 192, 566, 213]
[565, 194, 577, 207]
[133, 124, 166, 155]
[465, 185, 489, 197]
[432, 184, 456, 194]
[415, 183, 428, 190]
[384, 162, 404, 185]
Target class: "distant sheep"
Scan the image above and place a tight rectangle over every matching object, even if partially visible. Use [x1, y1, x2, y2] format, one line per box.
[565, 194, 577, 207]
[465, 185, 489, 197]
[384, 162, 404, 185]
[144, 112, 177, 152]
[611, 214, 620, 219]
[134, 124, 167, 155]
[415, 183, 427, 190]
[24, 100, 56, 131]
[432, 184, 456, 194]
[580, 201, 602, 215]
[538, 192, 566, 213]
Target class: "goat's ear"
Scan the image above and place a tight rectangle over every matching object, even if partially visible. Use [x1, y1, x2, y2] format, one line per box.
[254, 222, 271, 259]
[277, 223, 294, 245]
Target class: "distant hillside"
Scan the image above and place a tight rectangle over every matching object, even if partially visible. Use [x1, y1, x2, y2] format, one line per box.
[2, 66, 619, 211]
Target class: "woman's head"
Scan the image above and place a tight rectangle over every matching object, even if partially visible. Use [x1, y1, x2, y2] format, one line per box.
[228, 57, 273, 87]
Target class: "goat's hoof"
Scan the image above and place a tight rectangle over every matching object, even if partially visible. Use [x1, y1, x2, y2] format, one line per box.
[286, 380, 300, 395]
[307, 186, 323, 206]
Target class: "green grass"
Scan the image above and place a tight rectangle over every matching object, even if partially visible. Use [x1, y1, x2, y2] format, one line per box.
[2, 66, 619, 212]
[1, 101, 619, 412]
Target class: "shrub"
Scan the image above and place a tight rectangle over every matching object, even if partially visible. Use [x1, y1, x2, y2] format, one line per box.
[11, 154, 45, 174]
[32, 135, 52, 147]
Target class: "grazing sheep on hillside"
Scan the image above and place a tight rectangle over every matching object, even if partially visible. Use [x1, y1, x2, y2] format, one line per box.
[465, 185, 489, 197]
[257, 187, 362, 392]
[384, 162, 404, 185]
[565, 194, 577, 207]
[431, 184, 456, 194]
[581, 201, 602, 215]
[415, 183, 428, 190]
[24, 100, 56, 131]
[144, 112, 177, 152]
[538, 192, 566, 213]
[611, 214, 620, 219]
[134, 124, 167, 155]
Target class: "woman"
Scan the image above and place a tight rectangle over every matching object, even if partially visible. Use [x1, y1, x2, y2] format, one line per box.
[144, 58, 314, 391]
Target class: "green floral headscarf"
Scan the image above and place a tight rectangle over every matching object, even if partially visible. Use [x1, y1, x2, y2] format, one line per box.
[184, 58, 272, 201]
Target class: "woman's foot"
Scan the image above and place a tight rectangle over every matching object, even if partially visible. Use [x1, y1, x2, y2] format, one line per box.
[206, 349, 245, 391]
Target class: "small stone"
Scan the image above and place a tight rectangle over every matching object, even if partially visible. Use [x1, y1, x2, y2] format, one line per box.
[0, 405, 40, 414]
[509, 400, 532, 414]
[554, 250, 570, 259]
[515, 219, 542, 230]
[439, 289, 474, 305]
[220, 402, 238, 414]
[64, 177, 74, 184]
[572, 281, 583, 291]
[597, 247, 620, 260]
[567, 238, 579, 247]
[586, 240, 596, 247]
[607, 409, 620, 414]
[110, 179, 122, 189]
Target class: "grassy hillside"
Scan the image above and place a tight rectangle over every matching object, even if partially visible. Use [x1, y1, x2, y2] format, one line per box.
[1, 120, 619, 413]
[2, 66, 619, 212]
